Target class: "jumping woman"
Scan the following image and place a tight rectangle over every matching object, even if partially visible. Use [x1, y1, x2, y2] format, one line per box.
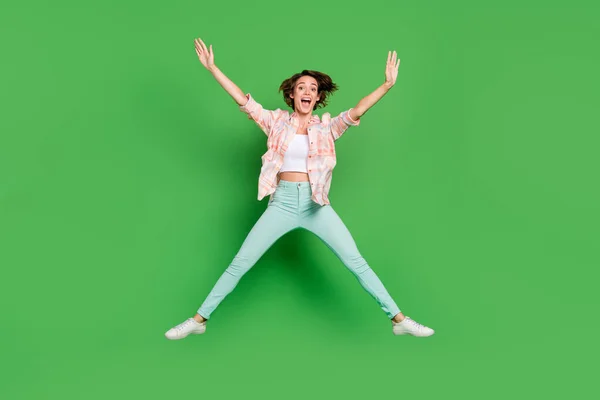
[164, 38, 435, 339]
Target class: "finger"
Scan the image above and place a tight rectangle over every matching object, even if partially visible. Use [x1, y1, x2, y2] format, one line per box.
[196, 38, 205, 52]
[209, 44, 213, 55]
[198, 38, 209, 53]
[392, 51, 397, 64]
[387, 51, 391, 65]
[194, 38, 204, 52]
[194, 40, 203, 53]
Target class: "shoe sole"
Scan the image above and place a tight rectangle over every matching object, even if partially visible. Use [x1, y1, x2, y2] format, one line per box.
[393, 331, 435, 337]
[165, 330, 206, 340]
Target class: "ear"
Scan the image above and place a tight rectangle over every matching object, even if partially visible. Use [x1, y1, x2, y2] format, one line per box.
[290, 93, 294, 99]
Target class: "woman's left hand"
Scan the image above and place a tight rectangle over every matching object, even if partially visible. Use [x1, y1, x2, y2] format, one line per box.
[384, 50, 400, 87]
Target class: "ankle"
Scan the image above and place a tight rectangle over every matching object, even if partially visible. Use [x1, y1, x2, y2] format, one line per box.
[392, 313, 406, 324]
[193, 314, 206, 323]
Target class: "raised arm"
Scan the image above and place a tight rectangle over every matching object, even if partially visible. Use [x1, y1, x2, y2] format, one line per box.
[194, 38, 248, 107]
[348, 50, 401, 121]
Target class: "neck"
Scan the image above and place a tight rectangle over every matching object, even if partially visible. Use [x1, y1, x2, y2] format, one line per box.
[293, 109, 312, 125]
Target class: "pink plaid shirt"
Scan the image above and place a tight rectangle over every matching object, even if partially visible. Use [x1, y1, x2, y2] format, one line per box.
[239, 93, 360, 206]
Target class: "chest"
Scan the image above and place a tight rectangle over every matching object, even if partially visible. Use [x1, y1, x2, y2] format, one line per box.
[297, 124, 308, 135]
[267, 118, 335, 157]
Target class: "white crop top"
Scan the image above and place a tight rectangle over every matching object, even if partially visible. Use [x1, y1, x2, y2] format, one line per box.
[279, 134, 309, 173]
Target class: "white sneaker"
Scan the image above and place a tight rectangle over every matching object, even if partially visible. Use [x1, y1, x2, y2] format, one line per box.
[165, 318, 206, 340]
[392, 316, 434, 337]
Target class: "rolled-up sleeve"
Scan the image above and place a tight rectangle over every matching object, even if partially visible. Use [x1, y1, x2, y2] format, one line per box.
[239, 93, 279, 137]
[330, 108, 360, 141]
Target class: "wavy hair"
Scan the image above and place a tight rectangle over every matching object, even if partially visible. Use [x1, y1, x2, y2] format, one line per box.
[278, 70, 339, 111]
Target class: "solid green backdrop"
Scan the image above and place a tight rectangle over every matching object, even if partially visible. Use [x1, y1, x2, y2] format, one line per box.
[1, 1, 598, 399]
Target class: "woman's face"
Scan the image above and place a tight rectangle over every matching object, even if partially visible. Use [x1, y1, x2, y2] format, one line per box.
[290, 75, 320, 113]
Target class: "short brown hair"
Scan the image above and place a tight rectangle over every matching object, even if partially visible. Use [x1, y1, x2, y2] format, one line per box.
[278, 70, 338, 111]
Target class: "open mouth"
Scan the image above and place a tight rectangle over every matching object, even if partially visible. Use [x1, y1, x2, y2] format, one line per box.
[301, 98, 311, 107]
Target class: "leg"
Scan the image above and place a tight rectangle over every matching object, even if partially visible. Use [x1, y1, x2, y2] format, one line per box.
[301, 205, 401, 319]
[196, 203, 298, 319]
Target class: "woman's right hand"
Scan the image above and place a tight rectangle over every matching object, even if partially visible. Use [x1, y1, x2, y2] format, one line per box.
[194, 38, 215, 71]
[193, 37, 247, 107]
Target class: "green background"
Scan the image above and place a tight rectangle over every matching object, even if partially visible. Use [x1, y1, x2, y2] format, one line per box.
[2, 0, 598, 398]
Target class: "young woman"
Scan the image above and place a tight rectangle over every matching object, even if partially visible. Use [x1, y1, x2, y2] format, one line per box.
[164, 37, 434, 339]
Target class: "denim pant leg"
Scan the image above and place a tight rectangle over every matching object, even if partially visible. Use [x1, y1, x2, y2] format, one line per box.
[197, 197, 298, 319]
[300, 204, 401, 319]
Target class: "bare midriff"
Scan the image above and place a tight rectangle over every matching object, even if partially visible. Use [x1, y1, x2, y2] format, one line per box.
[277, 130, 310, 183]
[278, 171, 309, 182]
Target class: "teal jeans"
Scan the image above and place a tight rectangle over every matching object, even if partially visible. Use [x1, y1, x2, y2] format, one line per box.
[197, 180, 401, 319]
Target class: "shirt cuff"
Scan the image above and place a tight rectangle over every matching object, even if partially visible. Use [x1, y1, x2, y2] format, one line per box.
[239, 93, 258, 114]
[343, 108, 361, 126]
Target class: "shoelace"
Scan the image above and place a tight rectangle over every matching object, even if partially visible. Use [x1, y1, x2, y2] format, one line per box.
[175, 319, 195, 331]
[406, 318, 426, 330]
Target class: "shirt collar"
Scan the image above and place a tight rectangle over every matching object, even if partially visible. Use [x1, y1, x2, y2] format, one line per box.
[290, 111, 321, 125]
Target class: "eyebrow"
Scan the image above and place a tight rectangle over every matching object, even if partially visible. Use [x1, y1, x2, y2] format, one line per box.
[297, 81, 318, 87]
